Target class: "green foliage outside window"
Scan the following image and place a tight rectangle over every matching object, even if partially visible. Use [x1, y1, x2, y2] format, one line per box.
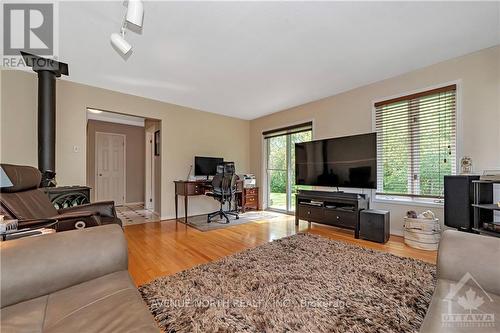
[267, 130, 312, 210]
[379, 92, 455, 198]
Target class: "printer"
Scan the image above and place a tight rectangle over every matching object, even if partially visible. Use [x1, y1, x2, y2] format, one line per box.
[241, 174, 256, 188]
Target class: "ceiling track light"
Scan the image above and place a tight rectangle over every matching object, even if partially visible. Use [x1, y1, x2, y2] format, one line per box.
[110, 0, 143, 56]
[126, 0, 144, 28]
[111, 26, 132, 55]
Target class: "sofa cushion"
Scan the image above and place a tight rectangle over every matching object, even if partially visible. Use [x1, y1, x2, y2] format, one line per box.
[0, 295, 48, 332]
[420, 278, 500, 333]
[1, 225, 127, 307]
[437, 230, 500, 296]
[0, 271, 158, 333]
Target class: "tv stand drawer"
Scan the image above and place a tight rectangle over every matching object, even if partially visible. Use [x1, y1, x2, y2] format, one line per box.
[297, 204, 323, 221]
[324, 210, 357, 229]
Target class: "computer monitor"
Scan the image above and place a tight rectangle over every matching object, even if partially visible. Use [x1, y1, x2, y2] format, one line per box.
[194, 156, 223, 178]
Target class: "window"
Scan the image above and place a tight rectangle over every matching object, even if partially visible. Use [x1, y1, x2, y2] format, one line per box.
[264, 122, 312, 212]
[375, 84, 457, 199]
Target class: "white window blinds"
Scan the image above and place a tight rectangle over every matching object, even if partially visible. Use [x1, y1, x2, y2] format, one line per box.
[375, 84, 457, 198]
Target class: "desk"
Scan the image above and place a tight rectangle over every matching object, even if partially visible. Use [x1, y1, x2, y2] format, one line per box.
[174, 179, 244, 225]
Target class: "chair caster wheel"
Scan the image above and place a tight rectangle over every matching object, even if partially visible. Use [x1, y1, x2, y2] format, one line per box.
[236, 216, 239, 220]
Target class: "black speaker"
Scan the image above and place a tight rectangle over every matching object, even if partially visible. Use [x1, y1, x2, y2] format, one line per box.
[444, 175, 479, 230]
[359, 209, 390, 243]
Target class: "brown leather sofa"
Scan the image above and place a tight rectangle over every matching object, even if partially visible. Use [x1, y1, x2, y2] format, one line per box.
[0, 164, 122, 231]
[0, 224, 159, 332]
[420, 230, 500, 332]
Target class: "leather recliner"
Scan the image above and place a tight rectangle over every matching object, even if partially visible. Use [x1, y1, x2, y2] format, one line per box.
[0, 164, 122, 231]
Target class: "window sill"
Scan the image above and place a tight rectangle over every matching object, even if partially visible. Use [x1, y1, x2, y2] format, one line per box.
[373, 195, 444, 208]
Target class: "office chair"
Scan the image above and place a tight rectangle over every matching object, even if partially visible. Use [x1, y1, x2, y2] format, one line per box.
[206, 162, 239, 223]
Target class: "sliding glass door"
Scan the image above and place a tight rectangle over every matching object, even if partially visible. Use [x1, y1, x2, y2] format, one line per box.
[265, 123, 312, 213]
[267, 135, 288, 211]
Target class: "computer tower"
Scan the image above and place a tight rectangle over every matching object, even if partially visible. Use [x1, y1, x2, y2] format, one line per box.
[359, 209, 390, 243]
[444, 175, 479, 230]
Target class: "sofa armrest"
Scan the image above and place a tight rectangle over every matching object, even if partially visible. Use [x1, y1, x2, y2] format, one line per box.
[437, 229, 500, 295]
[59, 201, 117, 218]
[0, 224, 127, 308]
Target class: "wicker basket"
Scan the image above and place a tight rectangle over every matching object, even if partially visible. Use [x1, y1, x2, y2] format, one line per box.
[403, 217, 441, 251]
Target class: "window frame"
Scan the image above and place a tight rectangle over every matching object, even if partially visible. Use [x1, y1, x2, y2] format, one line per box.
[372, 81, 462, 204]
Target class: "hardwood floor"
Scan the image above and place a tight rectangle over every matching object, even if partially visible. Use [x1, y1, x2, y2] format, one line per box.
[124, 213, 437, 286]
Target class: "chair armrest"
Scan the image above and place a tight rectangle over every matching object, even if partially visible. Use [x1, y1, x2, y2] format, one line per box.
[0, 224, 127, 308]
[437, 230, 500, 295]
[17, 218, 57, 229]
[55, 210, 96, 219]
[59, 201, 117, 218]
[50, 211, 101, 231]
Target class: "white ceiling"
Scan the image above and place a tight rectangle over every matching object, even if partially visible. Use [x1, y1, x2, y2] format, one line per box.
[59, 1, 500, 120]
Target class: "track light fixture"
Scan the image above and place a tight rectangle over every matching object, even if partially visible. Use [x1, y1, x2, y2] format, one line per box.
[126, 0, 143, 27]
[111, 28, 132, 55]
[110, 0, 143, 56]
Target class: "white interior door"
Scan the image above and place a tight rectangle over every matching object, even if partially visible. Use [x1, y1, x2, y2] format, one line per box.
[96, 132, 125, 206]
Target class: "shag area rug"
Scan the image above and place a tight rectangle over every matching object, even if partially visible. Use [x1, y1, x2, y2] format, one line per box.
[186, 211, 280, 231]
[139, 233, 436, 333]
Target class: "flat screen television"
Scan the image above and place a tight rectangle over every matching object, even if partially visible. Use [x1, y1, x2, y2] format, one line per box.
[194, 156, 223, 177]
[295, 133, 377, 189]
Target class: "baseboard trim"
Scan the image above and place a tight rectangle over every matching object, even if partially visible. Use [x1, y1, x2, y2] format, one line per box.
[124, 202, 145, 206]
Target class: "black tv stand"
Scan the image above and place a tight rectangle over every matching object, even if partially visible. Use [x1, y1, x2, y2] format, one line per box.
[295, 190, 369, 238]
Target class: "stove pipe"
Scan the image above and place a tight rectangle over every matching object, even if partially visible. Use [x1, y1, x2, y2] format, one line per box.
[21, 52, 69, 187]
[38, 70, 56, 186]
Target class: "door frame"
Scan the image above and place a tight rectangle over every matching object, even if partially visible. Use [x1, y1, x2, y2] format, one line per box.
[95, 131, 126, 205]
[144, 130, 155, 210]
[263, 123, 314, 214]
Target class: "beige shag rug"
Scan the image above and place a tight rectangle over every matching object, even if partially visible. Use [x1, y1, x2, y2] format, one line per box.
[139, 233, 436, 333]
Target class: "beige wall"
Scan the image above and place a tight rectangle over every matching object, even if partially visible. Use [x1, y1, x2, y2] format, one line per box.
[1, 69, 38, 167]
[87, 120, 145, 203]
[1, 70, 250, 219]
[250, 46, 500, 235]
